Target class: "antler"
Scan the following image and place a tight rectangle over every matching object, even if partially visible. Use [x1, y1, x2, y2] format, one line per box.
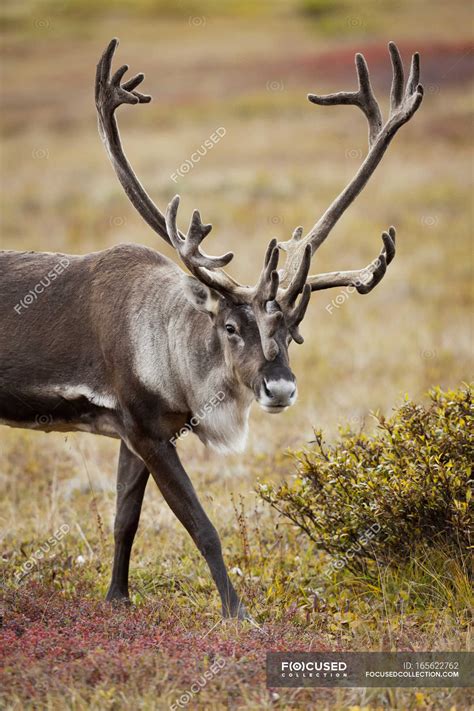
[95, 40, 248, 296]
[165, 195, 247, 295]
[95, 39, 421, 357]
[251, 240, 284, 359]
[278, 244, 312, 342]
[96, 40, 256, 294]
[278, 42, 423, 293]
[95, 38, 173, 244]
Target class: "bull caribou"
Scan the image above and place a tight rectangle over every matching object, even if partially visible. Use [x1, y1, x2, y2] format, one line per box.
[0, 39, 423, 618]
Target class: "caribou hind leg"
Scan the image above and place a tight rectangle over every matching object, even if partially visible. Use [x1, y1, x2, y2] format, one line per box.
[106, 441, 149, 603]
[126, 435, 248, 619]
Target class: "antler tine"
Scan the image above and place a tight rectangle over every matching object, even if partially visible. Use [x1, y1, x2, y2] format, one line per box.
[279, 244, 312, 308]
[164, 193, 181, 246]
[287, 284, 311, 344]
[389, 41, 404, 111]
[309, 52, 382, 149]
[278, 244, 311, 344]
[278, 225, 303, 255]
[254, 239, 280, 302]
[406, 52, 420, 96]
[355, 53, 383, 147]
[165, 195, 234, 273]
[305, 226, 396, 293]
[249, 238, 287, 361]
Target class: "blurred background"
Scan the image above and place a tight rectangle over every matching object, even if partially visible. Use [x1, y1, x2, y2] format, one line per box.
[0, 0, 472, 564]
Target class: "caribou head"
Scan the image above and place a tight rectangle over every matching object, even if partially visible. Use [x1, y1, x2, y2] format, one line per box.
[164, 199, 307, 415]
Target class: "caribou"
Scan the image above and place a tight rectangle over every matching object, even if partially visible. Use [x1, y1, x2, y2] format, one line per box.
[0, 39, 423, 618]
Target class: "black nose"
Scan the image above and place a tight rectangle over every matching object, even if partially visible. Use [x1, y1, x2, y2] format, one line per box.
[263, 378, 296, 403]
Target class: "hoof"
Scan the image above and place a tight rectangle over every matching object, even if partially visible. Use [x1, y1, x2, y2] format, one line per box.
[105, 589, 131, 605]
[223, 602, 254, 623]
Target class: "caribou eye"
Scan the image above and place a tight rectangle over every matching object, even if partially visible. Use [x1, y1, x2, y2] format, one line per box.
[225, 324, 237, 335]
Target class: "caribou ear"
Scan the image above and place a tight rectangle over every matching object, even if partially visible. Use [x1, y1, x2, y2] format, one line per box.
[182, 275, 220, 316]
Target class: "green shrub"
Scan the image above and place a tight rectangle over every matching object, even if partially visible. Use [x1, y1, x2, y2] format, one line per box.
[258, 385, 473, 573]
